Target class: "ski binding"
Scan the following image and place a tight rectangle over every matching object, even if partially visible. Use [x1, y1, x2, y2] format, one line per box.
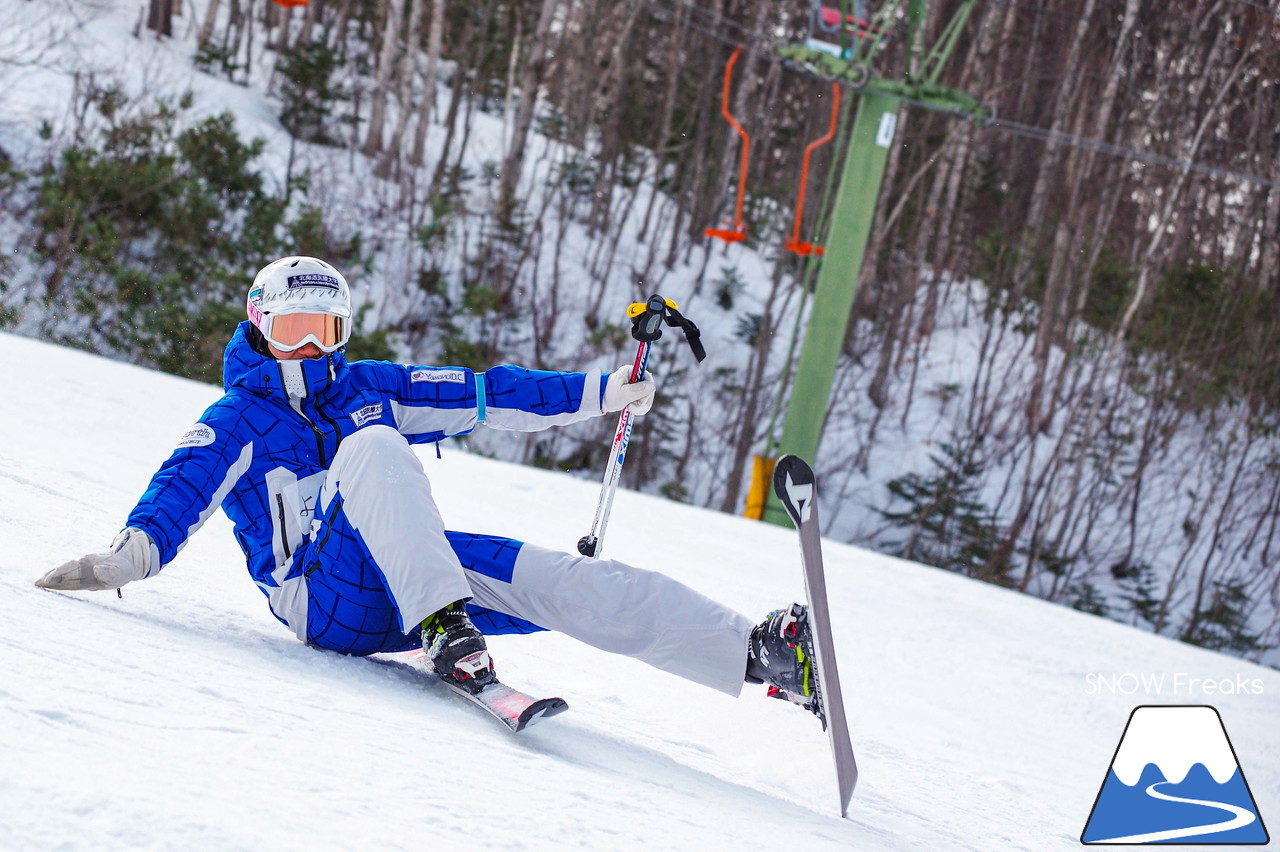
[394, 649, 568, 733]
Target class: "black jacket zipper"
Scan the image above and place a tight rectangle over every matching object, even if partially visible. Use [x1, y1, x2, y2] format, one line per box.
[311, 360, 344, 456]
[306, 415, 328, 466]
[275, 493, 293, 559]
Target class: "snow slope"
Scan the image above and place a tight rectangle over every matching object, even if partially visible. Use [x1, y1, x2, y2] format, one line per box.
[1, 332, 1277, 852]
[7, 0, 1279, 669]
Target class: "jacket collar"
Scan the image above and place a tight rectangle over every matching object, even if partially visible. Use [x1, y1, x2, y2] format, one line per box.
[223, 321, 349, 402]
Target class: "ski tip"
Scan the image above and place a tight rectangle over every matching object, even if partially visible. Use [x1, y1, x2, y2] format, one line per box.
[772, 454, 817, 528]
[772, 454, 815, 489]
[515, 697, 569, 732]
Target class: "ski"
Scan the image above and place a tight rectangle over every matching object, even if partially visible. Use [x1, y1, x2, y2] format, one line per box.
[772, 454, 858, 818]
[438, 678, 569, 733]
[394, 650, 568, 733]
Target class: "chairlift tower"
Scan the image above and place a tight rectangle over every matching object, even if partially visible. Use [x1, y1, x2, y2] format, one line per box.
[760, 0, 987, 526]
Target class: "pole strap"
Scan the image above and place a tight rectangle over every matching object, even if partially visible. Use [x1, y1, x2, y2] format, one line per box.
[626, 295, 707, 362]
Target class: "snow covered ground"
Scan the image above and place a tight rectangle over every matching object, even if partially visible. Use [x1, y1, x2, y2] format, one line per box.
[7, 0, 1280, 669]
[1, 332, 1277, 851]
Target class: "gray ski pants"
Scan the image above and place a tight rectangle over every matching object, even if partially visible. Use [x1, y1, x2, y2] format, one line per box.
[303, 425, 753, 697]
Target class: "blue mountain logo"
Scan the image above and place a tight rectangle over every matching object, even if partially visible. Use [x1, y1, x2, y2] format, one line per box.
[1082, 705, 1269, 845]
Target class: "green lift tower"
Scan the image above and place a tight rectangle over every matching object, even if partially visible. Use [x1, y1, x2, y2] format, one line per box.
[760, 0, 986, 526]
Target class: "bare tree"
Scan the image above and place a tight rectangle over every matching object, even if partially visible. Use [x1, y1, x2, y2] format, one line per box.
[147, 0, 174, 36]
[496, 0, 560, 223]
[362, 0, 403, 157]
[409, 0, 446, 168]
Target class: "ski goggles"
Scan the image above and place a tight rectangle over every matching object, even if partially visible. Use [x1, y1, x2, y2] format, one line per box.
[261, 311, 350, 353]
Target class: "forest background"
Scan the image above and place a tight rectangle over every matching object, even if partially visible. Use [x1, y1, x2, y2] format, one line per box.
[2, 0, 1279, 667]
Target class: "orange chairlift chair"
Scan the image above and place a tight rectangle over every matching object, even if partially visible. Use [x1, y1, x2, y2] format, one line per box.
[785, 82, 841, 257]
[705, 47, 750, 244]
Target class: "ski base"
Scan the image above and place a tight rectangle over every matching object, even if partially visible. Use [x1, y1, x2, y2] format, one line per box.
[439, 679, 569, 732]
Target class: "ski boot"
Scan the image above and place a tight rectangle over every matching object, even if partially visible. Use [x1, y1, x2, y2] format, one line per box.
[746, 603, 823, 722]
[421, 600, 497, 694]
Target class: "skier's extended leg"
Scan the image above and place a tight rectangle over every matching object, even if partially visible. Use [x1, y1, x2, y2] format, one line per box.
[447, 534, 755, 697]
[295, 426, 786, 702]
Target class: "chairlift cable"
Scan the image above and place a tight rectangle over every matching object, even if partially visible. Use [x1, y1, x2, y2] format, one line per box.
[637, 0, 1280, 191]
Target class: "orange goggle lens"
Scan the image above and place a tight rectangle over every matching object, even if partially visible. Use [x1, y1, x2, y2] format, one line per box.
[267, 312, 348, 350]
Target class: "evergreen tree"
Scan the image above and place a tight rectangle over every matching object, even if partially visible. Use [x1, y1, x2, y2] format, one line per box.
[880, 441, 1005, 583]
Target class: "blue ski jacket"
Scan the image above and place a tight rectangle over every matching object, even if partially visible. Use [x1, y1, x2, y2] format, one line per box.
[126, 321, 606, 601]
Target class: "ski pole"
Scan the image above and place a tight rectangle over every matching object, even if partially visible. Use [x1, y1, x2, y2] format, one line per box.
[578, 295, 705, 558]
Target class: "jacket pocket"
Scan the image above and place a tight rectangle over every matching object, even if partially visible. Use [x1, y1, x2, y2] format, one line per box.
[264, 467, 303, 567]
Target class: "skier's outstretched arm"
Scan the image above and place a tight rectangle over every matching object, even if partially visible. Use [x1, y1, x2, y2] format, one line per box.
[378, 362, 655, 441]
[479, 363, 655, 430]
[36, 401, 250, 592]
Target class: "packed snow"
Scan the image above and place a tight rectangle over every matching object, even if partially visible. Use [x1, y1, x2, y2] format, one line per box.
[5, 0, 1280, 670]
[1, 332, 1276, 851]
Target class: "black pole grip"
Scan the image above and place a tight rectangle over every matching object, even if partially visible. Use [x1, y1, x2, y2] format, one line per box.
[631, 295, 669, 343]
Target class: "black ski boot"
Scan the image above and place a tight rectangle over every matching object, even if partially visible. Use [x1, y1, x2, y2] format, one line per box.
[421, 600, 497, 694]
[745, 603, 820, 716]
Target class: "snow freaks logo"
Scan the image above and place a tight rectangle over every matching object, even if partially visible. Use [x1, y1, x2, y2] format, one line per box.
[1080, 706, 1269, 845]
[1085, 672, 1265, 697]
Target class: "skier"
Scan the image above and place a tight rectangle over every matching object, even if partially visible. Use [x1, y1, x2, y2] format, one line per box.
[35, 256, 816, 713]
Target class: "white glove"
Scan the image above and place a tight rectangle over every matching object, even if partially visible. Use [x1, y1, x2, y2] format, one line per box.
[602, 365, 657, 416]
[36, 528, 156, 592]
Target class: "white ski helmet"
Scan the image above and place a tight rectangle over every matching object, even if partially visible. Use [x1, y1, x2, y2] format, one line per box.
[246, 256, 352, 352]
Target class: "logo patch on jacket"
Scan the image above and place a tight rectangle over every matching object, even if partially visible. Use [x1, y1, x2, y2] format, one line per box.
[177, 424, 217, 448]
[411, 369, 466, 384]
[350, 403, 385, 427]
